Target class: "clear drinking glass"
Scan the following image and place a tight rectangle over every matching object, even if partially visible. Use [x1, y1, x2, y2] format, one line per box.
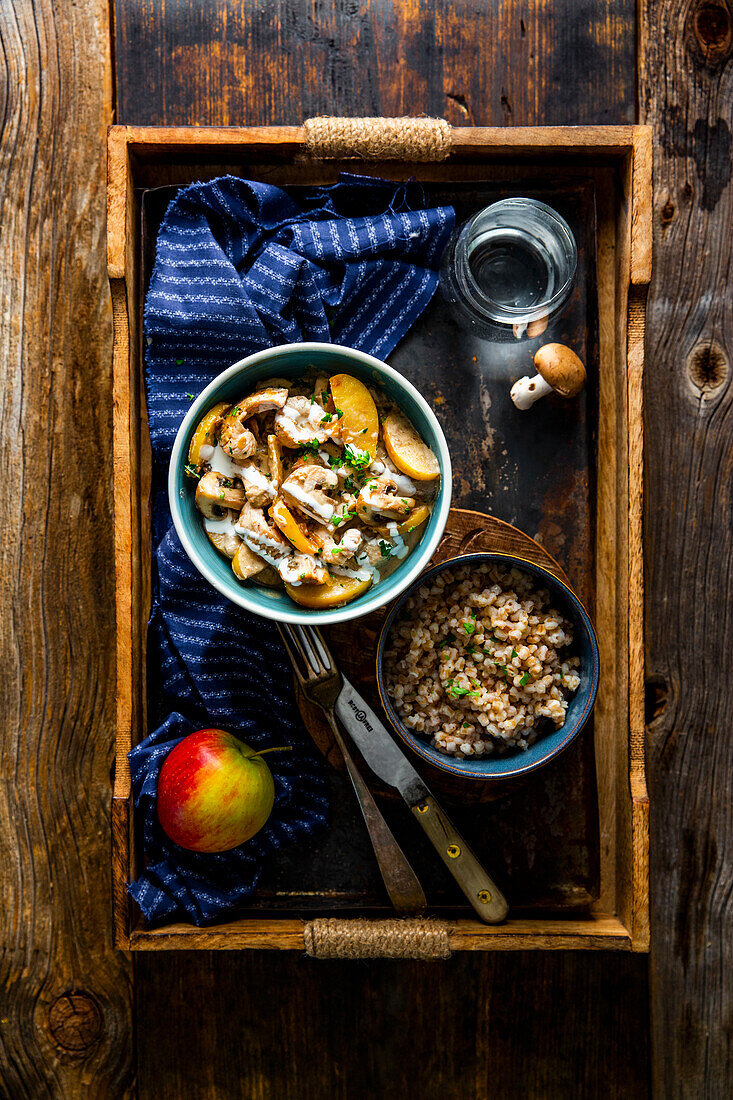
[439, 198, 578, 341]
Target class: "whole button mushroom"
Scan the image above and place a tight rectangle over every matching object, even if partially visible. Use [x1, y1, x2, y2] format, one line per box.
[510, 343, 586, 410]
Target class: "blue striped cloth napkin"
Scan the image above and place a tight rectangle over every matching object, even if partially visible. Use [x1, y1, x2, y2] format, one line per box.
[127, 173, 454, 926]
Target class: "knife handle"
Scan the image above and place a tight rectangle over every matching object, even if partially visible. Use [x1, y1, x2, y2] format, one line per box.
[410, 795, 508, 923]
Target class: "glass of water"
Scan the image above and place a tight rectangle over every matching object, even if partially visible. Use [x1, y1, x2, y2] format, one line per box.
[439, 198, 577, 340]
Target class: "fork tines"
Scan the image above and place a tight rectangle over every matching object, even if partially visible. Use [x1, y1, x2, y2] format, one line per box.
[277, 623, 335, 681]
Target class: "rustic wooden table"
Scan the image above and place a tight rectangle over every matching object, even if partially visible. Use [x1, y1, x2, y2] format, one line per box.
[2, 1, 730, 1096]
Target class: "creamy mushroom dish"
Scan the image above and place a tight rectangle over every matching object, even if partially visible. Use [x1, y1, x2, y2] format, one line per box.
[185, 371, 441, 609]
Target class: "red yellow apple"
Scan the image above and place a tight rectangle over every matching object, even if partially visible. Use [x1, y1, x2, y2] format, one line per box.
[157, 728, 286, 852]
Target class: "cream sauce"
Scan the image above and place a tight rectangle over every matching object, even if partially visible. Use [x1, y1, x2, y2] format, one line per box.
[283, 482, 335, 523]
[240, 464, 276, 498]
[204, 444, 246, 480]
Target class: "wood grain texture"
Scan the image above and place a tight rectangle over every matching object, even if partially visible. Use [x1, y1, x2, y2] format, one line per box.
[135, 950, 648, 1100]
[639, 0, 733, 1094]
[109, 1, 649, 1095]
[0, 1, 134, 1097]
[114, 0, 636, 129]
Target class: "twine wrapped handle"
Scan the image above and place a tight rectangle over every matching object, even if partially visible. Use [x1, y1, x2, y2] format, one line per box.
[303, 116, 452, 162]
[303, 917, 452, 959]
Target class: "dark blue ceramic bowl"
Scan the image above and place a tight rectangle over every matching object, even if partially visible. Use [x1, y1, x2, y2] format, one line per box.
[376, 552, 600, 781]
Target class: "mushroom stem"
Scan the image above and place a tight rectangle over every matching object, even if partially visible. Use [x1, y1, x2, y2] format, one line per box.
[510, 373, 554, 410]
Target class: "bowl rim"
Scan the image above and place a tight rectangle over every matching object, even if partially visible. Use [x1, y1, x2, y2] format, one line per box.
[375, 551, 600, 780]
[168, 341, 453, 625]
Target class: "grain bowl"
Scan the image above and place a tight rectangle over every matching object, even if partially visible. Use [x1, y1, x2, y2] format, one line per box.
[377, 553, 599, 780]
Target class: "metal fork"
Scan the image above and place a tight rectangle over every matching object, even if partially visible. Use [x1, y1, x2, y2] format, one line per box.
[277, 623, 427, 916]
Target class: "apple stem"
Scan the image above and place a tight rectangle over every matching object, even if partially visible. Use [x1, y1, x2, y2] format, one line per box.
[247, 745, 294, 760]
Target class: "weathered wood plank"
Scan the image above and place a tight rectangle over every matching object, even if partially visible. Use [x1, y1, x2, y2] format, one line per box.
[114, 0, 636, 129]
[0, 0, 133, 1096]
[136, 950, 648, 1099]
[113, 1, 647, 1096]
[639, 0, 733, 1095]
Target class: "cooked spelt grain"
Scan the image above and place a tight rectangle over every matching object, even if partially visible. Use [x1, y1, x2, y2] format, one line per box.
[384, 562, 580, 757]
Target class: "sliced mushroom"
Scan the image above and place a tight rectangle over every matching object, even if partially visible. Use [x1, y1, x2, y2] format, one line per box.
[310, 523, 363, 565]
[278, 553, 328, 586]
[510, 343, 586, 410]
[236, 387, 289, 419]
[195, 471, 246, 519]
[207, 525, 242, 560]
[355, 475, 415, 524]
[281, 464, 339, 524]
[274, 397, 335, 448]
[219, 414, 258, 463]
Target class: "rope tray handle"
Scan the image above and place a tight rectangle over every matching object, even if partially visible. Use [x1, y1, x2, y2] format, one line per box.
[303, 116, 452, 162]
[303, 917, 452, 959]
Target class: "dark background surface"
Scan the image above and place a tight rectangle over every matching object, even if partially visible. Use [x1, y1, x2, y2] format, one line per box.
[2, 0, 731, 1096]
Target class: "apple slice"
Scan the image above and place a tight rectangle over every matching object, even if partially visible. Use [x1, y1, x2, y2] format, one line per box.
[382, 412, 440, 481]
[329, 374, 379, 461]
[271, 498, 318, 554]
[285, 573, 372, 608]
[187, 402, 231, 470]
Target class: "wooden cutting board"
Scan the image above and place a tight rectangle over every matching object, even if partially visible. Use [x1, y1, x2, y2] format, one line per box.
[295, 507, 571, 803]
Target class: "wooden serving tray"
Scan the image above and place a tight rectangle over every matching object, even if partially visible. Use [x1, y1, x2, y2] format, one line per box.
[108, 122, 650, 953]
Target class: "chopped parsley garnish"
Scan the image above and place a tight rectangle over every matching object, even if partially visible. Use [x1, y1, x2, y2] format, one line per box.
[342, 444, 370, 470]
[335, 408, 344, 418]
[184, 464, 201, 479]
[320, 413, 334, 423]
[343, 475, 355, 491]
[378, 540, 392, 559]
[511, 648, 518, 659]
[445, 679, 480, 700]
[465, 644, 478, 654]
[218, 491, 225, 499]
[519, 672, 530, 686]
[439, 633, 456, 647]
[176, 359, 183, 366]
[321, 390, 329, 404]
[333, 508, 358, 527]
[462, 722, 471, 729]
[298, 438, 321, 455]
[463, 618, 477, 636]
[360, 427, 368, 434]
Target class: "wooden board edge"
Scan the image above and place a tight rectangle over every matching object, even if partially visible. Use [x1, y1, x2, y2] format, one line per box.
[122, 123, 637, 158]
[111, 275, 134, 802]
[127, 914, 632, 952]
[627, 284, 650, 951]
[631, 126, 653, 285]
[107, 126, 130, 278]
[112, 796, 132, 949]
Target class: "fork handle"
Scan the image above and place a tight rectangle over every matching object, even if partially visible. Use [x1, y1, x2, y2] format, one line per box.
[325, 713, 427, 916]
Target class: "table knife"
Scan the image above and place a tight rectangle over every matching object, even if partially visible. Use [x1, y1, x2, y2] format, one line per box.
[335, 677, 508, 923]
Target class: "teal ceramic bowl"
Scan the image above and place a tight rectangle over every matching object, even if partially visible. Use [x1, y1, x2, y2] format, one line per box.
[168, 343, 452, 625]
[376, 553, 600, 780]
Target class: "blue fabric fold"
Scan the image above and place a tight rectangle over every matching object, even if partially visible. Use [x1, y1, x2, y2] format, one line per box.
[128, 172, 455, 925]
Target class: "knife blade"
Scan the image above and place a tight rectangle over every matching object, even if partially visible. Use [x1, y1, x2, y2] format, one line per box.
[335, 677, 428, 805]
[334, 675, 508, 923]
